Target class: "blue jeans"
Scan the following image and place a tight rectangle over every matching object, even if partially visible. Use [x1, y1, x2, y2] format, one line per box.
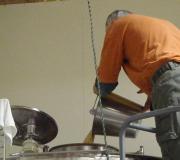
[152, 61, 180, 160]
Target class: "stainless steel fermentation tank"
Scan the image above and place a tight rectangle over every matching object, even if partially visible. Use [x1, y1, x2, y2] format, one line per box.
[0, 143, 162, 160]
[0, 104, 163, 160]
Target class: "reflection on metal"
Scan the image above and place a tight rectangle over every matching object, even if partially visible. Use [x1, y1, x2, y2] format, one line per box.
[11, 106, 58, 146]
[23, 138, 39, 153]
[134, 145, 144, 155]
[49, 143, 119, 154]
[0, 150, 162, 160]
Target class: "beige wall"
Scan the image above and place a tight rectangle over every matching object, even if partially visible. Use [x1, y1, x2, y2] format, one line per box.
[0, 0, 180, 157]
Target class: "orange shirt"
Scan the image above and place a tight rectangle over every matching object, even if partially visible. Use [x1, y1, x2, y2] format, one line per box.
[98, 14, 180, 95]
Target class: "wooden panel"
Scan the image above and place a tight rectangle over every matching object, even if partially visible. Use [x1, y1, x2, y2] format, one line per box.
[0, 0, 56, 5]
[93, 86, 143, 112]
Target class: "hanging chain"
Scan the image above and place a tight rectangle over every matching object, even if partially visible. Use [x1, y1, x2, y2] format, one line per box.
[86, 0, 110, 158]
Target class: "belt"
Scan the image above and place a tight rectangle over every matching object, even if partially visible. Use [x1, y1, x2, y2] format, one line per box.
[152, 61, 180, 83]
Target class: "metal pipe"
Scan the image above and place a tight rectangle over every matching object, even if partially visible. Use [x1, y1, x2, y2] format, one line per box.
[129, 123, 156, 133]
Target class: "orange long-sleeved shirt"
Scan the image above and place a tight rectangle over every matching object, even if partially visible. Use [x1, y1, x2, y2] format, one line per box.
[98, 14, 180, 95]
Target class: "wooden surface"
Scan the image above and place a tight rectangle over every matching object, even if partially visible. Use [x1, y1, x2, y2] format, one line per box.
[0, 0, 60, 5]
[104, 92, 144, 112]
[93, 86, 144, 112]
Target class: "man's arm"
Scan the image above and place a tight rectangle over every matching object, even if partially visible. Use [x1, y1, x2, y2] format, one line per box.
[98, 20, 124, 84]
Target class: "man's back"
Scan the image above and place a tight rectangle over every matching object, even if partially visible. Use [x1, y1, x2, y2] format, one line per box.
[99, 14, 180, 94]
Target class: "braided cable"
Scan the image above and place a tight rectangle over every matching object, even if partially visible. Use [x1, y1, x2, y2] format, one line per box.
[86, 0, 110, 158]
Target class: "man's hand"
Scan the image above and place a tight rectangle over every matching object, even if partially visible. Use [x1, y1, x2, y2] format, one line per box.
[93, 78, 118, 98]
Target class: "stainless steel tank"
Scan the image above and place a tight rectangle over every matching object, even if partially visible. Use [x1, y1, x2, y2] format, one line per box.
[0, 143, 162, 160]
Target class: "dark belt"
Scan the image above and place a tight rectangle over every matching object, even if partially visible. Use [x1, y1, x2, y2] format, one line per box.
[152, 61, 180, 83]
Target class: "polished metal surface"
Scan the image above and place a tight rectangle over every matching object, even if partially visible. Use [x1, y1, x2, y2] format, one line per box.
[49, 143, 119, 153]
[91, 101, 141, 137]
[0, 152, 162, 160]
[126, 154, 162, 160]
[11, 106, 58, 146]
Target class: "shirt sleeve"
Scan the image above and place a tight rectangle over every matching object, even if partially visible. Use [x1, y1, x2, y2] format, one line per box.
[98, 20, 125, 84]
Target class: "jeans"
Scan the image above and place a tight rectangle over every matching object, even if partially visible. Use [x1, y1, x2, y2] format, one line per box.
[152, 61, 180, 160]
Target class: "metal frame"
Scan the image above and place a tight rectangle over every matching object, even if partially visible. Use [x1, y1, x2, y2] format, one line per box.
[119, 106, 180, 160]
[0, 127, 6, 160]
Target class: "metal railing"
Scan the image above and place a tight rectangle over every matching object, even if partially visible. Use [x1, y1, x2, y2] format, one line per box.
[119, 106, 180, 160]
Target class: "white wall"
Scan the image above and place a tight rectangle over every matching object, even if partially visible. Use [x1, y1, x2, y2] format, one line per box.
[0, 0, 180, 157]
